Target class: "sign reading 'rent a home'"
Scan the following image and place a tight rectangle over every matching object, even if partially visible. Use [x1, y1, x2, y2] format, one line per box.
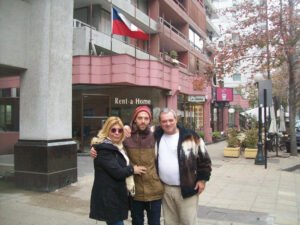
[114, 97, 151, 105]
[188, 96, 206, 102]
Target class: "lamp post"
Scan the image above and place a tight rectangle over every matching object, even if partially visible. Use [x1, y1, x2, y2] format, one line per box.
[254, 74, 265, 165]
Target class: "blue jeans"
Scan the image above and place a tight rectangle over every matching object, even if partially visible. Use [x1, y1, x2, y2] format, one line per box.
[131, 199, 162, 225]
[106, 221, 124, 225]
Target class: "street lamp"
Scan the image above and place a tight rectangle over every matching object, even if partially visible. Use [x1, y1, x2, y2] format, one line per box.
[254, 74, 265, 165]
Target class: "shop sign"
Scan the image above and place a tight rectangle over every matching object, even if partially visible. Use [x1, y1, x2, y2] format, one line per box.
[188, 96, 206, 102]
[114, 97, 151, 105]
[216, 88, 233, 102]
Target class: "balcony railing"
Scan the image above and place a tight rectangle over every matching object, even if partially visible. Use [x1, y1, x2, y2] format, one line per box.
[159, 17, 187, 40]
[173, 0, 187, 12]
[159, 52, 188, 69]
[73, 19, 96, 30]
[73, 19, 149, 55]
[159, 17, 206, 57]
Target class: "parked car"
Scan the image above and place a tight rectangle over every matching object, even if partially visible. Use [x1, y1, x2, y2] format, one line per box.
[286, 121, 300, 153]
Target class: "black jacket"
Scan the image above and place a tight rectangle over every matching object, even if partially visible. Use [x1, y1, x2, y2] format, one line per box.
[154, 124, 212, 198]
[89, 139, 134, 223]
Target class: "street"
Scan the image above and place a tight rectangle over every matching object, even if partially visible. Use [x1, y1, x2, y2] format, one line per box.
[0, 141, 299, 225]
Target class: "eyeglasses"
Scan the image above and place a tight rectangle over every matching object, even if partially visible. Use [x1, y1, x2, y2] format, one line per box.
[110, 128, 123, 134]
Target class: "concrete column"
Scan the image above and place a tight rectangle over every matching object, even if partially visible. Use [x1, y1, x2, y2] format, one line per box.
[14, 0, 77, 192]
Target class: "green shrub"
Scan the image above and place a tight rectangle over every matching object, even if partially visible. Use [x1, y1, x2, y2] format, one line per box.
[197, 131, 205, 138]
[225, 128, 240, 147]
[170, 50, 178, 59]
[244, 128, 258, 148]
[212, 131, 221, 139]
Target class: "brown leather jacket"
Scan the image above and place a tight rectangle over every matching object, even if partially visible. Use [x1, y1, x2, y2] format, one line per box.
[123, 125, 164, 201]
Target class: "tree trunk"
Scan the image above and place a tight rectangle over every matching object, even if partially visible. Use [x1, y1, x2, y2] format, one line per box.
[288, 55, 297, 156]
[287, 0, 297, 156]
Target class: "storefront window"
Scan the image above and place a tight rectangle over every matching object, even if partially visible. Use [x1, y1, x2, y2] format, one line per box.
[72, 86, 166, 152]
[177, 94, 205, 131]
[0, 101, 19, 132]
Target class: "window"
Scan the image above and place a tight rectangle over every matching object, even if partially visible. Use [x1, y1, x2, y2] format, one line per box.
[189, 27, 203, 51]
[0, 104, 12, 131]
[233, 73, 241, 81]
[232, 33, 239, 41]
[218, 41, 224, 48]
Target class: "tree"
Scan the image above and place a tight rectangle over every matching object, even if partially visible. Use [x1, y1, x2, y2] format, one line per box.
[210, 0, 300, 155]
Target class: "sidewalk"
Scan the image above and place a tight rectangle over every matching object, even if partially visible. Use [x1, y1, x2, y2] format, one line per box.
[0, 141, 299, 225]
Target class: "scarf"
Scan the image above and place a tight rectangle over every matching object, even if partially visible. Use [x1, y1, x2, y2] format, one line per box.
[105, 138, 135, 196]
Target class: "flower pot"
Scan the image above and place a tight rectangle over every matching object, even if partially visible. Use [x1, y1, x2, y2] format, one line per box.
[244, 148, 258, 158]
[224, 147, 240, 157]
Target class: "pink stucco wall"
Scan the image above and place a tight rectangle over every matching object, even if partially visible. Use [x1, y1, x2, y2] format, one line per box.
[72, 55, 211, 97]
[0, 76, 20, 88]
[230, 94, 249, 109]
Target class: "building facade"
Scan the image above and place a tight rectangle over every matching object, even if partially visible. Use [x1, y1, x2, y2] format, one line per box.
[0, 0, 220, 190]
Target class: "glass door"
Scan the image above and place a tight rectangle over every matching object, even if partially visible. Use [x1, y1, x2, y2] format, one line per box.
[81, 94, 111, 152]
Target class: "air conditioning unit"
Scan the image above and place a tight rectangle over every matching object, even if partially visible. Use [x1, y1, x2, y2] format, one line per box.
[166, 90, 173, 96]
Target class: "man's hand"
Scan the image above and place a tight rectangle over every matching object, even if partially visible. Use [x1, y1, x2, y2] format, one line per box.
[133, 165, 147, 175]
[194, 180, 206, 195]
[124, 125, 132, 138]
[90, 147, 97, 159]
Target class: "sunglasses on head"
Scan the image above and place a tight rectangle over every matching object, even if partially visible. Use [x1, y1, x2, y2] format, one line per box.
[110, 128, 123, 133]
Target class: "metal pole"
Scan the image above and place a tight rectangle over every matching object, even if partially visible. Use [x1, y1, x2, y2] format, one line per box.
[255, 83, 265, 165]
[264, 89, 267, 169]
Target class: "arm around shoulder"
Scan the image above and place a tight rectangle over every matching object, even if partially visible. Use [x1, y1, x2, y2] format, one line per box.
[196, 138, 212, 182]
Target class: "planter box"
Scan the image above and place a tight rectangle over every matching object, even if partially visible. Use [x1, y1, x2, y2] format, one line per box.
[244, 148, 258, 158]
[224, 147, 240, 157]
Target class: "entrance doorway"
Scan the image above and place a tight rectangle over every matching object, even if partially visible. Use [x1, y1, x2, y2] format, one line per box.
[73, 94, 111, 152]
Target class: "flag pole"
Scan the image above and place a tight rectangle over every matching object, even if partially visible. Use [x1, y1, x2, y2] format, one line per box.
[148, 7, 151, 84]
[134, 3, 137, 83]
[89, 3, 93, 83]
[111, 2, 113, 83]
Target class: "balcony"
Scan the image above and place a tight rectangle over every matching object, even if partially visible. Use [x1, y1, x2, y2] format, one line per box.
[74, 0, 158, 33]
[73, 19, 155, 60]
[206, 15, 220, 37]
[158, 17, 189, 52]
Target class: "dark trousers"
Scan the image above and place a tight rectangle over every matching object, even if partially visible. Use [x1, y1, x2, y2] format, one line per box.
[131, 199, 162, 225]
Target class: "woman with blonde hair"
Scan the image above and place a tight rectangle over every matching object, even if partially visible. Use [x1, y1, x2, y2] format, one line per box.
[90, 117, 146, 225]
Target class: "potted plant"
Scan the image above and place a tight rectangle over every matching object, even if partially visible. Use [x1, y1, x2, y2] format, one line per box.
[212, 131, 221, 142]
[163, 51, 173, 63]
[224, 128, 241, 157]
[244, 128, 259, 158]
[170, 50, 179, 65]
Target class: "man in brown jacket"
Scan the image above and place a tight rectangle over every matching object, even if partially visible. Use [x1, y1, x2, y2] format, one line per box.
[91, 106, 164, 225]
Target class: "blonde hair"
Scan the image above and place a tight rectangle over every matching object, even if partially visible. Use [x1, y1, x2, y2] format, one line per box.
[91, 117, 125, 145]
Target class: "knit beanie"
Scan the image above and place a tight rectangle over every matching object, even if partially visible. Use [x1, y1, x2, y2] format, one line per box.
[132, 106, 152, 122]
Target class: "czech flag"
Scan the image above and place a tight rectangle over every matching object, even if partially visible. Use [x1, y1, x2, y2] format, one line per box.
[112, 7, 150, 40]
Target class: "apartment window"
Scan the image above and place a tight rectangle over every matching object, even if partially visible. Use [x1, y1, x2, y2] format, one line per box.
[100, 9, 111, 35]
[189, 28, 203, 51]
[131, 0, 148, 14]
[0, 88, 20, 98]
[232, 33, 239, 41]
[218, 41, 224, 48]
[0, 104, 12, 131]
[233, 73, 241, 81]
[233, 60, 240, 67]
